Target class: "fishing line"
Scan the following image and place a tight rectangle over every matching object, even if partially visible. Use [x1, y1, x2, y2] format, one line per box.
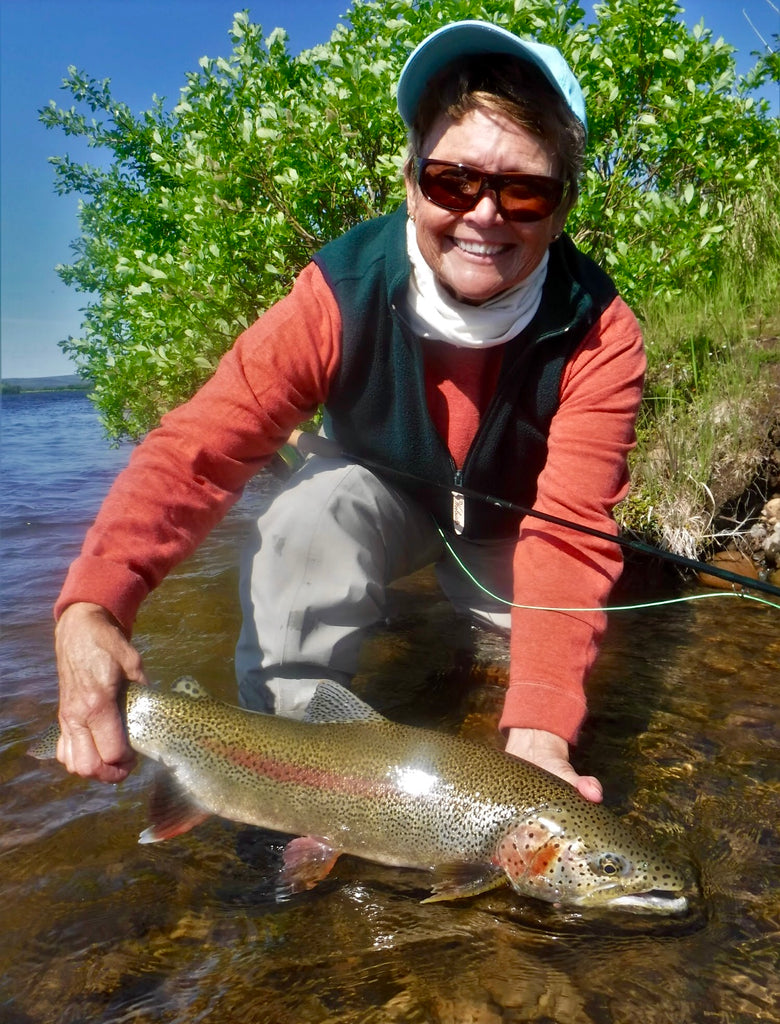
[437, 526, 780, 614]
[286, 436, 780, 604]
[337, 450, 780, 603]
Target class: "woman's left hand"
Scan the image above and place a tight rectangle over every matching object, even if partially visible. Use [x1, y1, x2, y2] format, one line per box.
[505, 727, 603, 803]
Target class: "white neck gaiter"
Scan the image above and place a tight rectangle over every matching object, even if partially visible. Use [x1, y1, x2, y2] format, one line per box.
[404, 217, 549, 348]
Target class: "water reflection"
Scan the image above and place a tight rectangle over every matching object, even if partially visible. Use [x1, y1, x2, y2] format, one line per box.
[2, 472, 779, 1022]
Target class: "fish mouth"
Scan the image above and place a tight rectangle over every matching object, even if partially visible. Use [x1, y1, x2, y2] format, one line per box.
[598, 891, 689, 915]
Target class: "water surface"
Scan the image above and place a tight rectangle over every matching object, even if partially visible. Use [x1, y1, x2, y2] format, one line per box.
[1, 391, 778, 1023]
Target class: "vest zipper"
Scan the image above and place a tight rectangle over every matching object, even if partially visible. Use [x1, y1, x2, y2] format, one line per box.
[452, 469, 465, 535]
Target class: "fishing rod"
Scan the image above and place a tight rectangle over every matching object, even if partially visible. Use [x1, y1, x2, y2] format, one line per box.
[284, 431, 780, 602]
[371, 459, 780, 600]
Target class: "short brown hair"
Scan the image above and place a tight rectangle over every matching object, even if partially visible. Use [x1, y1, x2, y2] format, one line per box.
[405, 55, 585, 216]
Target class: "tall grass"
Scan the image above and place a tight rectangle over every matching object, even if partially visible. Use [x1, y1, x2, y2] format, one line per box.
[619, 166, 780, 557]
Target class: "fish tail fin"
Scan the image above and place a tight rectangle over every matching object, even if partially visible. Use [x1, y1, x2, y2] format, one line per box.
[139, 771, 210, 844]
[27, 724, 61, 760]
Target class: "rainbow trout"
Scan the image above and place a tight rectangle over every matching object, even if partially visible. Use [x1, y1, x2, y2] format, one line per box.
[29, 678, 688, 914]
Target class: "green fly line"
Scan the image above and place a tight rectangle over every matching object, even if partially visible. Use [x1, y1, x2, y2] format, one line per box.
[437, 527, 780, 614]
[294, 445, 780, 609]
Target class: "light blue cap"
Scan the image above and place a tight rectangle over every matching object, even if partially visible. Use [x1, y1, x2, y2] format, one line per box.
[396, 20, 587, 136]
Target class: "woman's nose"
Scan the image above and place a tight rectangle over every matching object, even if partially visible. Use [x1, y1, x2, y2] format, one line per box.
[464, 188, 506, 225]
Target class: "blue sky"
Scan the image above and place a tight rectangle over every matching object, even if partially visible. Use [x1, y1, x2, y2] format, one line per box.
[1, 0, 777, 379]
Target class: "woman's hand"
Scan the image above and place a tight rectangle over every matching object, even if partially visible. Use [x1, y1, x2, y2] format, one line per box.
[54, 602, 148, 783]
[505, 727, 603, 803]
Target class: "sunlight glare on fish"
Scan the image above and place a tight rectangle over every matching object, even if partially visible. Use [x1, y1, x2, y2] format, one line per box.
[536, 815, 565, 836]
[392, 766, 438, 797]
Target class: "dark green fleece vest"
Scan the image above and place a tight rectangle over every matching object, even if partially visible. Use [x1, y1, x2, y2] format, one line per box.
[314, 204, 617, 539]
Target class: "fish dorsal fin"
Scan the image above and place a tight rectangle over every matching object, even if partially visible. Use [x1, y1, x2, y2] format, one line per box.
[172, 675, 210, 700]
[303, 681, 386, 724]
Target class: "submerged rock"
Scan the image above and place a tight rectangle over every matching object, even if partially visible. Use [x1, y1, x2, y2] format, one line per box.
[697, 549, 759, 590]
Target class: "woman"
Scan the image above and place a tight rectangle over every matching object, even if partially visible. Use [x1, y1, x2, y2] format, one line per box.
[54, 21, 644, 804]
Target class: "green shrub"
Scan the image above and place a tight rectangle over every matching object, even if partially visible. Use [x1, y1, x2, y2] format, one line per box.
[43, 0, 778, 440]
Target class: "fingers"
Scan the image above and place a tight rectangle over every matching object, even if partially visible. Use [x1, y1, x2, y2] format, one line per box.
[55, 602, 145, 782]
[538, 758, 603, 804]
[574, 774, 604, 803]
[287, 429, 342, 458]
[56, 692, 137, 782]
[56, 721, 135, 784]
[504, 726, 604, 803]
[544, 758, 603, 803]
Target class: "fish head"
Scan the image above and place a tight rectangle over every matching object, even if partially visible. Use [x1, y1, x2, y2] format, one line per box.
[496, 806, 690, 915]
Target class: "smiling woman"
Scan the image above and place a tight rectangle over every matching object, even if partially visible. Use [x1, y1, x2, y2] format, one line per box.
[401, 33, 585, 309]
[53, 19, 645, 828]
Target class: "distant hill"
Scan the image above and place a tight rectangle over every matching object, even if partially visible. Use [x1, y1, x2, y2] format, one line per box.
[1, 374, 89, 393]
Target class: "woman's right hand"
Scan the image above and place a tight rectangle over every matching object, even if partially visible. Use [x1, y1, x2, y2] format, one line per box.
[54, 602, 148, 783]
[505, 727, 603, 803]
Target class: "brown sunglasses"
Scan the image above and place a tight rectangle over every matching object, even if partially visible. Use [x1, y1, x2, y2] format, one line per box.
[416, 158, 567, 223]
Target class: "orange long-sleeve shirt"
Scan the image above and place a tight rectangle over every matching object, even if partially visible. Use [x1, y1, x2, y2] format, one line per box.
[55, 260, 644, 742]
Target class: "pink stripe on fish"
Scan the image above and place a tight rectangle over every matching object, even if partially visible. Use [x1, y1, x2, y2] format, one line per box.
[201, 739, 393, 799]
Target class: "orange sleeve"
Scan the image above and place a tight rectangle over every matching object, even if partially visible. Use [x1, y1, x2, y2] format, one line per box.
[54, 263, 342, 633]
[499, 295, 646, 743]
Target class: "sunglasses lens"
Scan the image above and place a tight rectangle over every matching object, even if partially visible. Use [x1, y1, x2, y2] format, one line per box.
[418, 161, 565, 222]
[499, 177, 564, 221]
[419, 163, 483, 212]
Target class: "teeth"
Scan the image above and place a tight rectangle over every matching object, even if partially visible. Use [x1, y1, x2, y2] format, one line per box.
[455, 239, 507, 256]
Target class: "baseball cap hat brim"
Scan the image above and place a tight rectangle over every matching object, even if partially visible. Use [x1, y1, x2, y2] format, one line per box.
[396, 20, 587, 135]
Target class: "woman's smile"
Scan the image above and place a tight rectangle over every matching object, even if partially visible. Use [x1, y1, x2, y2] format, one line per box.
[451, 238, 512, 257]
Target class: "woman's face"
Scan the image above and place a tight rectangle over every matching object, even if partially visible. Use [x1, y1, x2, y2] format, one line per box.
[405, 106, 567, 304]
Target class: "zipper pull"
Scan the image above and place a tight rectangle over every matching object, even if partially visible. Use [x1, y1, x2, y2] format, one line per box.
[452, 471, 465, 535]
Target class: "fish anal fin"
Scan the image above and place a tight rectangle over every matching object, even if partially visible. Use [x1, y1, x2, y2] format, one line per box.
[422, 865, 506, 904]
[276, 836, 341, 898]
[303, 681, 386, 724]
[138, 771, 210, 844]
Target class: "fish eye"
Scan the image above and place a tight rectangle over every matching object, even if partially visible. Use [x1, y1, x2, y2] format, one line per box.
[591, 853, 631, 877]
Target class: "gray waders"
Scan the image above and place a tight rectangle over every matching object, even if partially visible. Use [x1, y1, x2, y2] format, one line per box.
[235, 454, 513, 716]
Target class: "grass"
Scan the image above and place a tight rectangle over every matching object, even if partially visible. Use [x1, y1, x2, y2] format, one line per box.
[618, 167, 780, 558]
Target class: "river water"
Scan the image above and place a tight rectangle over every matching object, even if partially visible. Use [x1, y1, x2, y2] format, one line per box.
[1, 390, 778, 1023]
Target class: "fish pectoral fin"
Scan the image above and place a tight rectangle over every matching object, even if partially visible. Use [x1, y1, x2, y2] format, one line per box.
[276, 836, 341, 899]
[138, 771, 210, 844]
[421, 865, 507, 904]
